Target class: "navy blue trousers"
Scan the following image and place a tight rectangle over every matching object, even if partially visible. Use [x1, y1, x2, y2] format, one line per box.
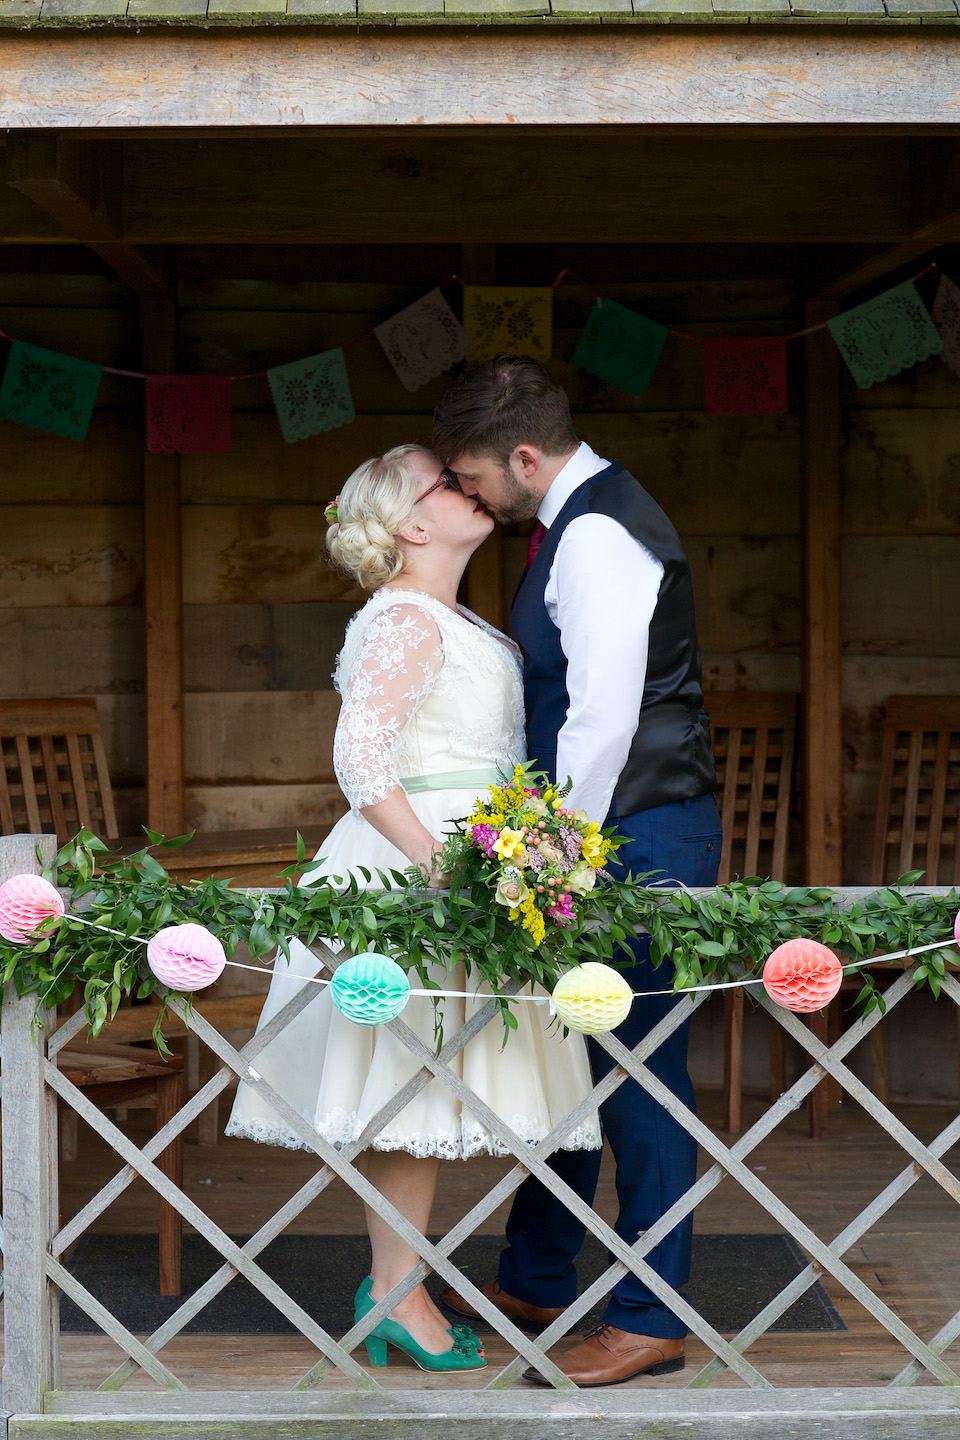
[498, 790, 723, 1339]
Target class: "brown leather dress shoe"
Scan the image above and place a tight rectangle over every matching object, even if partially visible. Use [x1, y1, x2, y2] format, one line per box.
[440, 1278, 566, 1334]
[523, 1324, 685, 1387]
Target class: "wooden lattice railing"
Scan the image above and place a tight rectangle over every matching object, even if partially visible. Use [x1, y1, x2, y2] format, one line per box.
[2, 833, 960, 1434]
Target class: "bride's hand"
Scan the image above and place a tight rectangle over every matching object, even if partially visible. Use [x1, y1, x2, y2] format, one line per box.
[417, 852, 450, 888]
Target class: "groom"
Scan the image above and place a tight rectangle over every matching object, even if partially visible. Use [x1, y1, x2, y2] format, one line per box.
[432, 356, 722, 1387]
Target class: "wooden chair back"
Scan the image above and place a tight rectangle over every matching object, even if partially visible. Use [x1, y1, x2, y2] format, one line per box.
[0, 698, 118, 844]
[707, 691, 798, 884]
[871, 695, 960, 885]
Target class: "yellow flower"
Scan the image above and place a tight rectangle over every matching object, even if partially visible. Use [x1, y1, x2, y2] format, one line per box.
[580, 822, 609, 868]
[519, 892, 546, 947]
[493, 827, 526, 861]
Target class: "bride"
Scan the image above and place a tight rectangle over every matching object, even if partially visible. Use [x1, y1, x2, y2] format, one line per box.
[227, 444, 601, 1371]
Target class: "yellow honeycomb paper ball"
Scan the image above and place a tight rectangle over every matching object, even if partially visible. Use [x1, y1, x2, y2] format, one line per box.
[551, 962, 634, 1035]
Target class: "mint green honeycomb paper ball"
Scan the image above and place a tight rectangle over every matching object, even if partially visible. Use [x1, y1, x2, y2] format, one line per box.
[331, 952, 411, 1026]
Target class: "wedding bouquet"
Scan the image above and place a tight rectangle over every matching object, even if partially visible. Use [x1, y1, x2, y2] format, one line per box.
[441, 765, 621, 950]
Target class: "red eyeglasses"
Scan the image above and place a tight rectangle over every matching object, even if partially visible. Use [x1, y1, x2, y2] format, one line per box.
[415, 469, 461, 505]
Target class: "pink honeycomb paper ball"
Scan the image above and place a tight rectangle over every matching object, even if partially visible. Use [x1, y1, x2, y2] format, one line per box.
[955, 910, 960, 949]
[762, 938, 843, 1013]
[0, 874, 65, 944]
[147, 923, 227, 992]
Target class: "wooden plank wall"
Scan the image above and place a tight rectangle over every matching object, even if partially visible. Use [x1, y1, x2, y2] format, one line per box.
[1, 254, 958, 881]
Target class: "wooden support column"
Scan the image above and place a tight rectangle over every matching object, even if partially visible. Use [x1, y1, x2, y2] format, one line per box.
[460, 244, 504, 630]
[802, 300, 844, 1140]
[141, 287, 186, 836]
[801, 300, 844, 887]
[6, 133, 184, 833]
[1, 834, 61, 1414]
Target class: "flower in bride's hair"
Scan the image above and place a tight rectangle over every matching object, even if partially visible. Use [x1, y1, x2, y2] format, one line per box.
[324, 495, 340, 527]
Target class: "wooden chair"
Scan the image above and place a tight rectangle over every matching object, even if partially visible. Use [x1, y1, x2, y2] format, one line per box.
[859, 696, 960, 1105]
[871, 696, 960, 889]
[54, 1041, 185, 1296]
[706, 692, 798, 1133]
[0, 1026, 185, 1295]
[0, 696, 335, 883]
[0, 699, 324, 1153]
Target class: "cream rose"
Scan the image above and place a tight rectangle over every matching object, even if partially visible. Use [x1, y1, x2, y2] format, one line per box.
[494, 876, 531, 908]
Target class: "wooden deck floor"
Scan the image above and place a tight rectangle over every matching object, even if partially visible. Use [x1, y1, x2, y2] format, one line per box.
[22, 1092, 960, 1393]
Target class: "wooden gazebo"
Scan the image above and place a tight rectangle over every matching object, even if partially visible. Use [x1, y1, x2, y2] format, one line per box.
[1, 11, 960, 1434]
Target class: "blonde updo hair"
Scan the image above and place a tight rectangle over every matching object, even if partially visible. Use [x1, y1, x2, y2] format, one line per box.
[326, 443, 430, 591]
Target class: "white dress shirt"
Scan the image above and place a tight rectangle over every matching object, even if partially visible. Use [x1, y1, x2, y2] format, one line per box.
[537, 442, 664, 824]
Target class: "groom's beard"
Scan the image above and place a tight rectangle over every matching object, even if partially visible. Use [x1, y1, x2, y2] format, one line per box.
[485, 464, 542, 525]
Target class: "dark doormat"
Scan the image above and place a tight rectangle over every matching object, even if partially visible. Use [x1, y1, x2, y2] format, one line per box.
[60, 1232, 845, 1336]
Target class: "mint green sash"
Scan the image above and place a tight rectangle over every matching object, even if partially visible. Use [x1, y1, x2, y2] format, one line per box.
[400, 767, 504, 795]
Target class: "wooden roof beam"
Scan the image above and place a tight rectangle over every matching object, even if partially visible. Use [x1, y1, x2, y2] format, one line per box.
[808, 139, 960, 301]
[5, 134, 165, 299]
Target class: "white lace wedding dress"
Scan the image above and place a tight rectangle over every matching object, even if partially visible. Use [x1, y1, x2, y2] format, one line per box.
[226, 588, 601, 1158]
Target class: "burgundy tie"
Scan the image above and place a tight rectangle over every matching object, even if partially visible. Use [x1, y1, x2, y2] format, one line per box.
[526, 521, 548, 571]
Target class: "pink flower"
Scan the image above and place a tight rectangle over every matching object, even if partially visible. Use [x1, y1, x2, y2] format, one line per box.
[546, 893, 576, 926]
[470, 823, 499, 859]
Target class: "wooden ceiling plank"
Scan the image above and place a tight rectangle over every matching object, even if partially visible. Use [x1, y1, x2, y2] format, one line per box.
[808, 138, 960, 300]
[117, 133, 909, 246]
[5, 134, 166, 298]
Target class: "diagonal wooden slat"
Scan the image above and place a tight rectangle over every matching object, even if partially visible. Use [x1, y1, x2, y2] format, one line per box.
[485, 958, 926, 1390]
[43, 1060, 380, 1390]
[375, 1007, 772, 1389]
[99, 974, 580, 1390]
[594, 1013, 960, 1385]
[764, 976, 960, 1206]
[691, 1108, 960, 1386]
[173, 989, 579, 1390]
[44, 1256, 187, 1392]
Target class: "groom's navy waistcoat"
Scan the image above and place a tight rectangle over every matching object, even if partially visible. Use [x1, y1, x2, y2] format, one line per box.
[511, 462, 716, 818]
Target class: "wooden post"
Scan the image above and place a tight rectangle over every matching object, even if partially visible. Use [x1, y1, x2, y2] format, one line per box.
[141, 283, 186, 836]
[1, 833, 61, 1413]
[801, 301, 844, 887]
[802, 302, 843, 1139]
[460, 244, 504, 630]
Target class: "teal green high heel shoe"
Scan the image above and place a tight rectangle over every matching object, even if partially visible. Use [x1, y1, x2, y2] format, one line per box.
[354, 1277, 486, 1372]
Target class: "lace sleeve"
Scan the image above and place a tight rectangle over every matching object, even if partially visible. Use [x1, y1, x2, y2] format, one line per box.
[333, 601, 445, 810]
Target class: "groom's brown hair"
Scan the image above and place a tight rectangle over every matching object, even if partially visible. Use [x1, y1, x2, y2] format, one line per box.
[433, 355, 578, 468]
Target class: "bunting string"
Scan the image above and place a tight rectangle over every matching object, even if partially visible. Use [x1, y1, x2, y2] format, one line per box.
[0, 261, 954, 450]
[61, 910, 953, 1005]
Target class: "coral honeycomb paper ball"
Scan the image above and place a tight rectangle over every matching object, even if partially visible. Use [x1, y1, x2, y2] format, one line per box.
[552, 962, 634, 1035]
[0, 874, 65, 944]
[762, 938, 843, 1013]
[147, 923, 227, 992]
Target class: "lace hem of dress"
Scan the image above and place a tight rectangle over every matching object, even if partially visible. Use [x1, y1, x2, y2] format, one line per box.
[224, 1109, 601, 1159]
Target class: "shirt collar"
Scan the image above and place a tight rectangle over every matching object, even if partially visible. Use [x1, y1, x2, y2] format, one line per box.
[537, 442, 609, 528]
